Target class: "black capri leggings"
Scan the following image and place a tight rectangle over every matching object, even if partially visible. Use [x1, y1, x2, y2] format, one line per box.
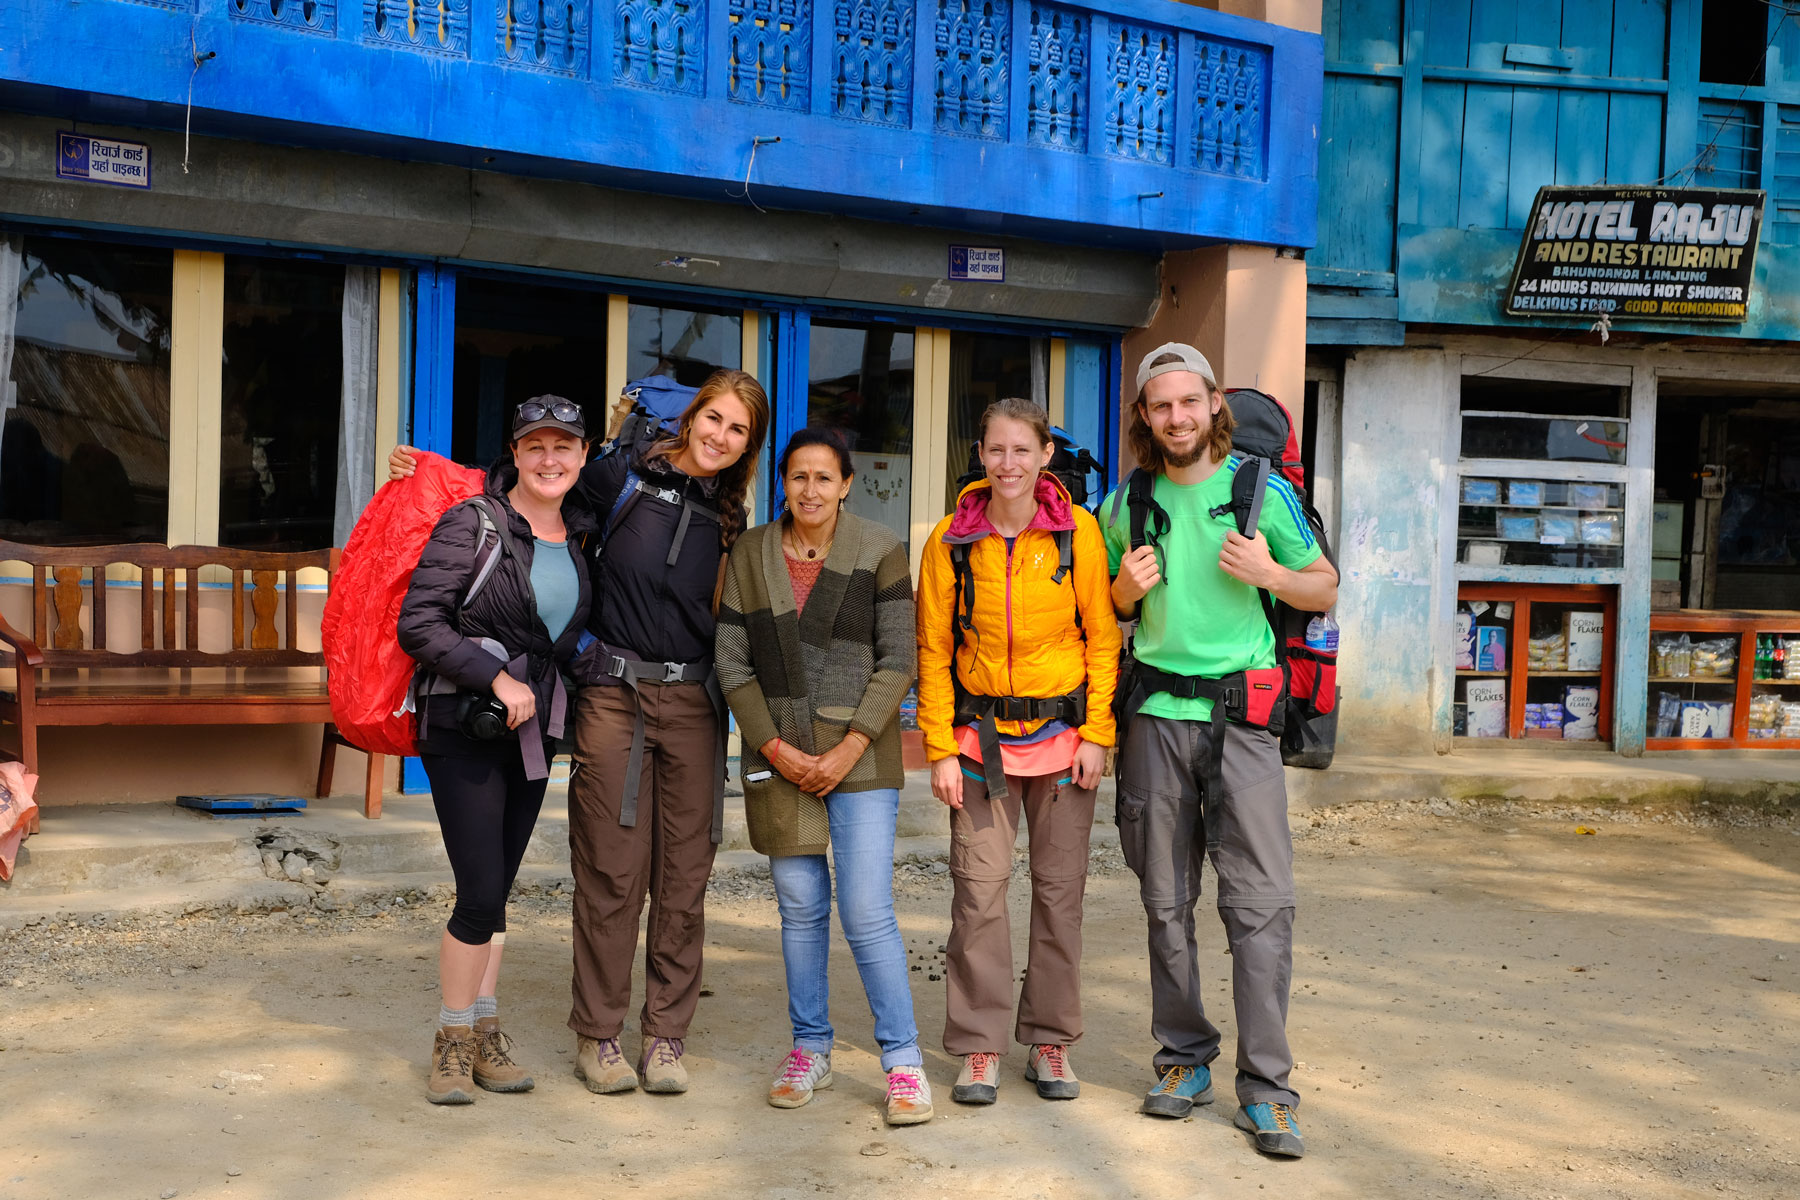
[421, 750, 548, 946]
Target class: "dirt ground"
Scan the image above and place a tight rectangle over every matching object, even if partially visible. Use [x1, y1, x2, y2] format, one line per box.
[3, 797, 1798, 1200]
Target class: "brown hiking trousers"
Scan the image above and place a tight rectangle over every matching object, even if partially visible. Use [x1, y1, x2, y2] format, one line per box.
[567, 679, 721, 1041]
[943, 760, 1097, 1054]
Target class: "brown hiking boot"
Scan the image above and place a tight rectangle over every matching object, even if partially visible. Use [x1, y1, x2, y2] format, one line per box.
[638, 1036, 689, 1093]
[472, 1016, 534, 1093]
[426, 1025, 476, 1105]
[574, 1035, 638, 1095]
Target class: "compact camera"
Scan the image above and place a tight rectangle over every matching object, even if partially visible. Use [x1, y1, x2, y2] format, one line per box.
[456, 691, 512, 740]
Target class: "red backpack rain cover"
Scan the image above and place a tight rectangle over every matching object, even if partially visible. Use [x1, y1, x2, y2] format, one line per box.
[322, 452, 485, 756]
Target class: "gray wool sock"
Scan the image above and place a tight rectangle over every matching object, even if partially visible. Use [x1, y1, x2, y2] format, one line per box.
[438, 1002, 475, 1030]
[472, 995, 498, 1021]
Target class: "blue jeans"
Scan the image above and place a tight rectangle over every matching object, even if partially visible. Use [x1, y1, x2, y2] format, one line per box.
[768, 787, 923, 1070]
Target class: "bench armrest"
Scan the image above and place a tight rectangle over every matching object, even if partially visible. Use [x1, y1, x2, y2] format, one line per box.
[0, 612, 45, 667]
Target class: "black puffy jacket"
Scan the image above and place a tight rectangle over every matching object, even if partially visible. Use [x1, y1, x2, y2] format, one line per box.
[575, 444, 730, 668]
[398, 460, 598, 735]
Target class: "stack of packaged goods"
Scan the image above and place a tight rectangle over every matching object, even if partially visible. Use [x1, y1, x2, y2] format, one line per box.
[1528, 632, 1566, 673]
[1748, 692, 1784, 740]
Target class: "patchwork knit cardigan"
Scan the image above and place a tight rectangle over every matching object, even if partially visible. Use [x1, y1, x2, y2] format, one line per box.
[716, 513, 916, 857]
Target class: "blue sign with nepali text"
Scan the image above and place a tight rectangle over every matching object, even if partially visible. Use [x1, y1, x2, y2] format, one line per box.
[56, 131, 152, 190]
[948, 246, 1005, 282]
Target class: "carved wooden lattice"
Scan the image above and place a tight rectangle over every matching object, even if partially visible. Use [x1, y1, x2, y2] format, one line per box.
[498, 0, 591, 74]
[831, 0, 914, 127]
[933, 0, 1007, 140]
[231, 0, 337, 33]
[1103, 21, 1174, 165]
[728, 0, 810, 109]
[1194, 36, 1266, 178]
[616, 0, 705, 93]
[1025, 3, 1085, 152]
[366, 0, 472, 54]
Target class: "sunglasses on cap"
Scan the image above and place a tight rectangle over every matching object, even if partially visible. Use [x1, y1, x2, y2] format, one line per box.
[512, 398, 587, 437]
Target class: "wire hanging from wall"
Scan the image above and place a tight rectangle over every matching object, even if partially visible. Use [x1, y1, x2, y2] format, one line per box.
[728, 136, 780, 214]
[183, 21, 217, 175]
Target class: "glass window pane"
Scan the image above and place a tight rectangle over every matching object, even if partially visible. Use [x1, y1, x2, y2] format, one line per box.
[219, 257, 344, 551]
[627, 302, 741, 387]
[1457, 478, 1625, 569]
[807, 321, 914, 547]
[945, 331, 1041, 508]
[453, 278, 608, 468]
[2, 236, 172, 545]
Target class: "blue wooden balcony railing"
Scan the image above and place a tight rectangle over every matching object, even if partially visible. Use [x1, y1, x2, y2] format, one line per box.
[0, 0, 1320, 248]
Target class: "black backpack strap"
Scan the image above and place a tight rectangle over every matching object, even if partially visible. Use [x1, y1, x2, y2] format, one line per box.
[460, 495, 524, 610]
[1051, 527, 1073, 584]
[949, 542, 975, 653]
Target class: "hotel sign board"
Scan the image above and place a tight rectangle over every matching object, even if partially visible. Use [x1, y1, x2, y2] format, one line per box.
[1504, 186, 1764, 322]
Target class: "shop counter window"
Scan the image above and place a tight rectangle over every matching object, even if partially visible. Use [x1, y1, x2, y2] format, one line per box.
[1646, 613, 1800, 748]
[626, 301, 741, 387]
[1460, 411, 1628, 465]
[1458, 478, 1625, 568]
[0, 235, 172, 545]
[1453, 583, 1616, 742]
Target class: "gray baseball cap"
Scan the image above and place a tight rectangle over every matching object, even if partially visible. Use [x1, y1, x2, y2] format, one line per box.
[1135, 342, 1217, 392]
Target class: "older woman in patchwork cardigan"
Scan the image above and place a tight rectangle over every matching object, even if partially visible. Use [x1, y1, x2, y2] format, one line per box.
[714, 426, 927, 1127]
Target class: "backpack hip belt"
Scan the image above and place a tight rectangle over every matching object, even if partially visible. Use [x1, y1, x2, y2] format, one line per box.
[596, 645, 727, 845]
[1116, 656, 1286, 817]
[951, 678, 1087, 801]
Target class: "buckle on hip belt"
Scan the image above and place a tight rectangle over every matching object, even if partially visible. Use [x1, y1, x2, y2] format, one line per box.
[606, 654, 629, 679]
[1221, 685, 1245, 714]
[661, 661, 686, 683]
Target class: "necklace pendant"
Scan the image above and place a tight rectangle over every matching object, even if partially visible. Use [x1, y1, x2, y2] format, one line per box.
[806, 548, 817, 559]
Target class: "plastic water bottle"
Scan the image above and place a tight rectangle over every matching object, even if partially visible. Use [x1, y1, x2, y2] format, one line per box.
[1305, 613, 1339, 655]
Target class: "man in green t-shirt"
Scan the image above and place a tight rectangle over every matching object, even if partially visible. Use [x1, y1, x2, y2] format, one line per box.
[1100, 343, 1338, 1159]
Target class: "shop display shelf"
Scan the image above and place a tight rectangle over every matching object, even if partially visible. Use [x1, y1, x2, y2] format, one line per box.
[1647, 675, 1735, 684]
[1528, 669, 1604, 677]
[1645, 610, 1800, 749]
[1456, 669, 1507, 677]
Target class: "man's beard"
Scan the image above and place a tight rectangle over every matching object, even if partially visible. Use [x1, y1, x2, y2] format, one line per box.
[1157, 429, 1207, 469]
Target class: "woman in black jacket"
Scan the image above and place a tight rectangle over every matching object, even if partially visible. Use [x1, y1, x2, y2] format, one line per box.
[397, 398, 595, 1105]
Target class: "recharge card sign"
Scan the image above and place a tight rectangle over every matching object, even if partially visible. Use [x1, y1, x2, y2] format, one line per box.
[949, 246, 1005, 282]
[56, 131, 152, 190]
[1505, 185, 1763, 322]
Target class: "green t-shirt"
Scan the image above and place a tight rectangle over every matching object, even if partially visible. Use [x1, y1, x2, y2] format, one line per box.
[1101, 455, 1323, 720]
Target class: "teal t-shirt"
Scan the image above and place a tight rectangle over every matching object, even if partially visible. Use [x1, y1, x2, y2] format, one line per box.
[1100, 455, 1322, 720]
[530, 538, 580, 640]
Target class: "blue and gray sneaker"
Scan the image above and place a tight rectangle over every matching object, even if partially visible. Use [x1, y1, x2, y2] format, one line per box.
[1139, 1063, 1214, 1117]
[1235, 1102, 1305, 1158]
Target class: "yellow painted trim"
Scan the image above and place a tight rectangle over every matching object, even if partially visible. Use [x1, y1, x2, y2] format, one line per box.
[374, 267, 404, 493]
[741, 309, 763, 525]
[605, 294, 629, 421]
[909, 327, 952, 581]
[167, 250, 224, 547]
[1048, 339, 1067, 426]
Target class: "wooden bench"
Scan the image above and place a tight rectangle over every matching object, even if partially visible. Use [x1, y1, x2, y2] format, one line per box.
[0, 541, 384, 830]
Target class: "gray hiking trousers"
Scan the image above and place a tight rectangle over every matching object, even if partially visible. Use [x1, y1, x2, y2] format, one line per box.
[1116, 714, 1299, 1109]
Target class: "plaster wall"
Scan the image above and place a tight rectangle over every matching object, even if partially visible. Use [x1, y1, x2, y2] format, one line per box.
[1333, 347, 1452, 753]
[1185, 0, 1323, 34]
[1118, 244, 1308, 470]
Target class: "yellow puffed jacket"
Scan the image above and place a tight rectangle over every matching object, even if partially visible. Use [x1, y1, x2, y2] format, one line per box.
[915, 474, 1122, 762]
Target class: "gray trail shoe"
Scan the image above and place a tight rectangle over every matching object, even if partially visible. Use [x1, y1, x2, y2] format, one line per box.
[1024, 1044, 1080, 1100]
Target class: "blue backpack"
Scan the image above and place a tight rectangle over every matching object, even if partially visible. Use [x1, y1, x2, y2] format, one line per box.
[604, 375, 696, 461]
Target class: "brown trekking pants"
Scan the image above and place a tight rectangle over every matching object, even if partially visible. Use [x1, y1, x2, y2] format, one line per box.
[567, 679, 721, 1041]
[943, 758, 1097, 1054]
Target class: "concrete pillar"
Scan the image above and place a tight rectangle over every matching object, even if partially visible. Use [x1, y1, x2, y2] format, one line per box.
[1177, 0, 1322, 34]
[1333, 348, 1455, 754]
[1119, 244, 1308, 470]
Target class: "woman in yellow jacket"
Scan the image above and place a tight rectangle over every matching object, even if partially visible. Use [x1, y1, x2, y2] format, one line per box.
[917, 396, 1121, 1107]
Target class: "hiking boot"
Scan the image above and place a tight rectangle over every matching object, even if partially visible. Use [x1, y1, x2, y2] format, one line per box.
[883, 1065, 934, 1126]
[1140, 1063, 1214, 1118]
[426, 1025, 476, 1105]
[1235, 1102, 1305, 1158]
[767, 1047, 832, 1109]
[638, 1036, 689, 1094]
[471, 1016, 534, 1093]
[951, 1052, 1000, 1105]
[574, 1036, 637, 1095]
[1024, 1044, 1080, 1100]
